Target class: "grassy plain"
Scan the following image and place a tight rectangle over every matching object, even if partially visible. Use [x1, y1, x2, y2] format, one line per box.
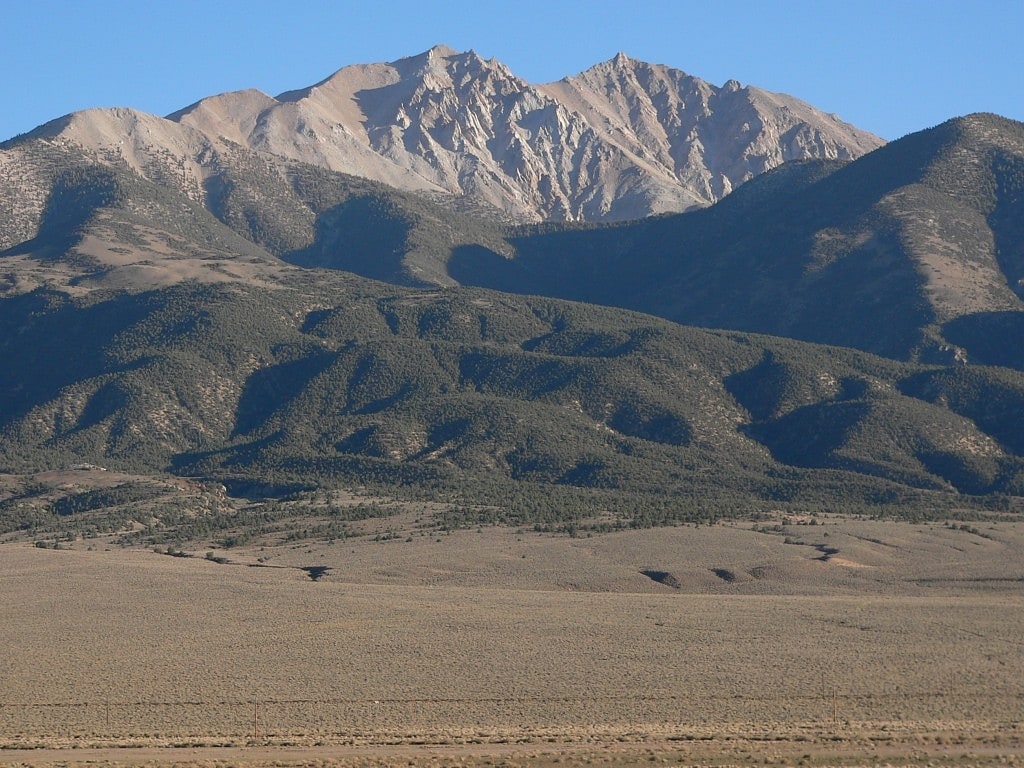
[1, 518, 1022, 767]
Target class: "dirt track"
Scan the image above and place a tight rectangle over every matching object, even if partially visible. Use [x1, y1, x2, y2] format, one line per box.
[2, 728, 1022, 768]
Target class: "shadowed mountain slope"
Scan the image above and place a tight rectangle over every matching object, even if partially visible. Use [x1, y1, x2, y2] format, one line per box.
[451, 114, 1024, 364]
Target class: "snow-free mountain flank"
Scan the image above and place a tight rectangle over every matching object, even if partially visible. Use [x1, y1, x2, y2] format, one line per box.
[10, 46, 884, 224]
[174, 45, 883, 221]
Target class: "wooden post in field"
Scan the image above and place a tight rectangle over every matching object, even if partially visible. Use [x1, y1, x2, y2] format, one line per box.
[833, 686, 838, 724]
[105, 698, 110, 729]
[253, 698, 259, 740]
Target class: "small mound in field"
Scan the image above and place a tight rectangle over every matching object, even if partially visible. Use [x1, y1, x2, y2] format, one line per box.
[640, 569, 681, 589]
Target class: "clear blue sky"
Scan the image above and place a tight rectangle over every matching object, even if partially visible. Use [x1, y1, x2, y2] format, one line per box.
[2, 0, 1021, 143]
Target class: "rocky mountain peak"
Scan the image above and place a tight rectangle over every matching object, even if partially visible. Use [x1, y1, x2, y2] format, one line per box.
[393, 44, 463, 79]
[13, 46, 885, 223]
[426, 43, 459, 58]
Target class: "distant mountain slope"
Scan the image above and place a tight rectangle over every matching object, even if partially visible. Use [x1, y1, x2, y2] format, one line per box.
[0, 119, 511, 292]
[0, 131, 295, 295]
[3, 105, 1021, 368]
[451, 114, 1024, 363]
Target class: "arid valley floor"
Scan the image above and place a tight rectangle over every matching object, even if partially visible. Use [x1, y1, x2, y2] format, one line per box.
[2, 511, 1022, 767]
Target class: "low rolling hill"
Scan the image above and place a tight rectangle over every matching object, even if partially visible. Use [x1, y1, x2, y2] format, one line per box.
[2, 275, 1023, 540]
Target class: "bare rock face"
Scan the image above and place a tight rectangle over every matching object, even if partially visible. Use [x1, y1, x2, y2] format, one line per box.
[173, 46, 639, 221]
[167, 46, 883, 222]
[11, 46, 884, 223]
[540, 53, 883, 211]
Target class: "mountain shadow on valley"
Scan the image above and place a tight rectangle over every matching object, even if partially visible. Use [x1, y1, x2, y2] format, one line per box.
[283, 195, 413, 284]
[943, 312, 1024, 370]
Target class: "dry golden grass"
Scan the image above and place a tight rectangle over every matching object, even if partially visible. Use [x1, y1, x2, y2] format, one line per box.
[1, 520, 1023, 766]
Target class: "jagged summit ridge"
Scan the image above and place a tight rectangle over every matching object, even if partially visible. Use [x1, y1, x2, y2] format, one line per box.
[12, 46, 885, 223]
[165, 46, 884, 221]
[541, 53, 882, 202]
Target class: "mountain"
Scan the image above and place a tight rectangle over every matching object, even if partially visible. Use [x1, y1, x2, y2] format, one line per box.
[0, 106, 515, 291]
[538, 52, 880, 207]
[1, 50, 1024, 535]
[450, 113, 1024, 364]
[174, 45, 882, 222]
[6, 46, 882, 226]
